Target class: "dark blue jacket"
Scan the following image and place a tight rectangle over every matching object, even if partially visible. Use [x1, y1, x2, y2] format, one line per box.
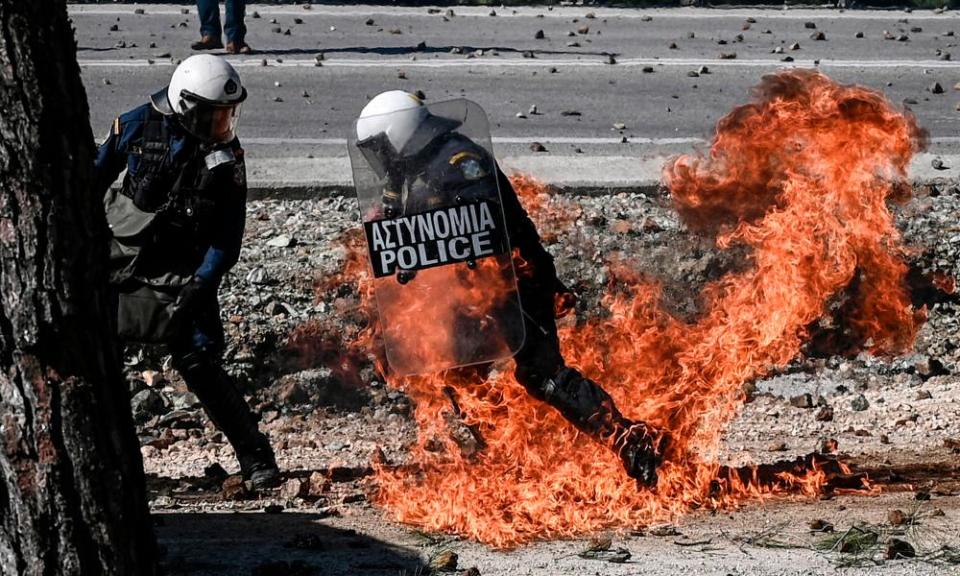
[94, 103, 246, 285]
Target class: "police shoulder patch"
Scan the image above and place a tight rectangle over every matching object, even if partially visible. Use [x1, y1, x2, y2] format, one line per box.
[449, 151, 488, 180]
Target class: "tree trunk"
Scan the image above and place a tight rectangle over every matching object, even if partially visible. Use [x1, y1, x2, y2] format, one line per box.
[0, 1, 157, 575]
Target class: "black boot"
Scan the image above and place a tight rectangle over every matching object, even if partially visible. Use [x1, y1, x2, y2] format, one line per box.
[541, 367, 666, 487]
[174, 353, 280, 489]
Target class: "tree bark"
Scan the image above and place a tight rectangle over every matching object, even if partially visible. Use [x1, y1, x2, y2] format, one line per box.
[0, 1, 156, 574]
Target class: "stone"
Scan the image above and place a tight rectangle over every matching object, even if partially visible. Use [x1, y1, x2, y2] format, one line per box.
[885, 538, 915, 559]
[429, 550, 458, 572]
[888, 509, 908, 526]
[534, 30, 545, 39]
[815, 405, 834, 422]
[790, 393, 814, 408]
[266, 234, 296, 248]
[221, 475, 249, 500]
[280, 478, 308, 500]
[851, 394, 869, 411]
[130, 389, 166, 422]
[530, 142, 548, 153]
[930, 82, 945, 94]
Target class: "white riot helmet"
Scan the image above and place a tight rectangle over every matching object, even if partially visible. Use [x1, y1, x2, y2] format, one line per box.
[355, 90, 460, 177]
[151, 54, 247, 143]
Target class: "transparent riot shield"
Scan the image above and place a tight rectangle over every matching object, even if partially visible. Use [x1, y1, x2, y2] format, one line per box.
[348, 98, 526, 376]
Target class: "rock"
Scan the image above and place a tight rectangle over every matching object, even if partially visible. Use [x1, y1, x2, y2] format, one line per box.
[530, 142, 548, 153]
[221, 475, 249, 500]
[790, 393, 814, 408]
[307, 471, 330, 497]
[280, 478, 308, 500]
[462, 568, 481, 576]
[534, 30, 545, 39]
[687, 70, 700, 78]
[252, 11, 260, 18]
[698, 65, 710, 74]
[930, 82, 945, 94]
[804, 21, 817, 29]
[885, 538, 916, 559]
[560, 110, 582, 116]
[641, 15, 653, 22]
[915, 357, 949, 380]
[851, 394, 869, 411]
[266, 234, 296, 248]
[810, 31, 826, 41]
[719, 52, 737, 60]
[815, 405, 834, 422]
[915, 389, 933, 400]
[141, 369, 165, 388]
[931, 157, 948, 170]
[528, 104, 539, 115]
[515, 112, 527, 119]
[642, 66, 655, 73]
[817, 437, 839, 454]
[855, 31, 864, 38]
[767, 441, 788, 452]
[915, 490, 931, 501]
[264, 504, 285, 514]
[888, 509, 909, 526]
[429, 550, 458, 572]
[612, 122, 627, 130]
[790, 42, 801, 50]
[109, 24, 119, 31]
[606, 54, 617, 65]
[131, 389, 166, 422]
[809, 519, 834, 532]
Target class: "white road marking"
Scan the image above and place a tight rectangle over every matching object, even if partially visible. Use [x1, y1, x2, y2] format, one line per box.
[242, 152, 959, 188]
[78, 57, 960, 70]
[242, 136, 705, 146]
[68, 5, 960, 21]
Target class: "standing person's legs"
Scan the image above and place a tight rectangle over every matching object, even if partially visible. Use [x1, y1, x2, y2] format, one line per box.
[224, 0, 250, 52]
[193, 0, 224, 50]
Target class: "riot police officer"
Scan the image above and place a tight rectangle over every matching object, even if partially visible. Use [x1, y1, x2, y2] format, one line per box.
[354, 91, 665, 487]
[94, 55, 280, 489]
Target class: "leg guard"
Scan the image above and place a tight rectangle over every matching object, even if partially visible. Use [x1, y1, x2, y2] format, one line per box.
[173, 352, 280, 488]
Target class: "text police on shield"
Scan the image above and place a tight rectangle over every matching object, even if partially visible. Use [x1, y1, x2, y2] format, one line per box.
[364, 199, 508, 278]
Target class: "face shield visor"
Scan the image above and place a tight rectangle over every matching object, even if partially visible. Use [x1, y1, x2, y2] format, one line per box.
[178, 89, 246, 144]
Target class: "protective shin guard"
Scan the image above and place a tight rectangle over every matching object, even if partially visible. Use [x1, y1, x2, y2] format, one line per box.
[175, 354, 280, 486]
[543, 367, 666, 487]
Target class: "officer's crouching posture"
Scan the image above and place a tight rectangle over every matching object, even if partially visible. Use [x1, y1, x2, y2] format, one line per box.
[94, 55, 280, 489]
[355, 91, 666, 486]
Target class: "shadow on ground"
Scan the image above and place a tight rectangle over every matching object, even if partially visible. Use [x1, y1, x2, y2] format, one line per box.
[157, 512, 426, 576]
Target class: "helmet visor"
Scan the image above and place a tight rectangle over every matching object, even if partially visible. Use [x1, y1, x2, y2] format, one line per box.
[179, 92, 243, 143]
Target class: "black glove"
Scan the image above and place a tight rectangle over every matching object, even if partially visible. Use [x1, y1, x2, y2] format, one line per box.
[175, 276, 212, 314]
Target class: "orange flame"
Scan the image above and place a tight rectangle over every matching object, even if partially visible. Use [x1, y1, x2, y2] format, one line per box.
[340, 70, 926, 547]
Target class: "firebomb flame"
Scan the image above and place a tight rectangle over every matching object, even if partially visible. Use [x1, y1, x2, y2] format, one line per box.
[342, 70, 926, 547]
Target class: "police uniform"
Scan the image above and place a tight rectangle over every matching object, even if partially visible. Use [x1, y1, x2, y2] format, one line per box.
[95, 97, 278, 482]
[395, 132, 662, 484]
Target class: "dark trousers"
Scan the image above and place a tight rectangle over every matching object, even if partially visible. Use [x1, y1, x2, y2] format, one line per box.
[197, 0, 246, 44]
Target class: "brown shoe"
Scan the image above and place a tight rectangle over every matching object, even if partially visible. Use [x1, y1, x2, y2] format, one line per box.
[226, 41, 253, 55]
[191, 35, 223, 51]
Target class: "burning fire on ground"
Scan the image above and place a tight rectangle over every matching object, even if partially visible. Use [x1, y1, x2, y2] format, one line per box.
[320, 70, 927, 547]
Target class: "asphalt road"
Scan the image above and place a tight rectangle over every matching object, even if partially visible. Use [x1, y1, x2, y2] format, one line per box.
[72, 4, 960, 189]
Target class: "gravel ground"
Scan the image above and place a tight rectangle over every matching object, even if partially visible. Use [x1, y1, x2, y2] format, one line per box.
[126, 177, 960, 575]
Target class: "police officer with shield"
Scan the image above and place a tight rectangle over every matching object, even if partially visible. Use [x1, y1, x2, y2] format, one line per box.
[351, 91, 665, 487]
[94, 55, 280, 489]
